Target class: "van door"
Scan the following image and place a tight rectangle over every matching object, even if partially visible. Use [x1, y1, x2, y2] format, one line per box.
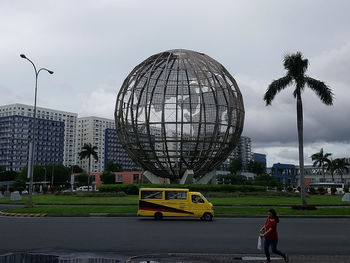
[190, 194, 206, 217]
[163, 191, 189, 216]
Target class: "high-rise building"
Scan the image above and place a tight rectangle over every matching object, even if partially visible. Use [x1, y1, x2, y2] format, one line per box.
[253, 153, 267, 168]
[76, 116, 115, 173]
[219, 136, 252, 171]
[0, 103, 77, 168]
[104, 128, 141, 171]
[0, 115, 64, 171]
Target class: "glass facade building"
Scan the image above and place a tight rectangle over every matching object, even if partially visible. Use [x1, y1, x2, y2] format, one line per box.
[0, 115, 64, 171]
[104, 128, 141, 171]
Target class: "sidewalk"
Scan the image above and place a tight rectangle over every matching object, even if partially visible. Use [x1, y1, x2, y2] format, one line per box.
[126, 253, 350, 263]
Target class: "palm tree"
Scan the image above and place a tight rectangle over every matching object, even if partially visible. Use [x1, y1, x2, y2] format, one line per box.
[264, 52, 334, 205]
[326, 159, 338, 182]
[333, 158, 350, 182]
[311, 148, 332, 181]
[79, 143, 98, 191]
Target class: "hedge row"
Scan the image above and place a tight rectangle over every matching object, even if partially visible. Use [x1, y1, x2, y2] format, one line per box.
[98, 184, 265, 195]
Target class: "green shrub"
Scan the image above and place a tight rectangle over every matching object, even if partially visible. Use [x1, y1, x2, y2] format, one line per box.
[100, 171, 116, 184]
[0, 186, 6, 193]
[56, 191, 75, 196]
[344, 185, 349, 193]
[115, 191, 127, 197]
[331, 187, 337, 195]
[74, 191, 127, 197]
[318, 186, 325, 195]
[97, 184, 265, 194]
[309, 187, 315, 194]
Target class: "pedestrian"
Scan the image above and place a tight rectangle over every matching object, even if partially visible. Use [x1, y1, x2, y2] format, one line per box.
[259, 209, 288, 263]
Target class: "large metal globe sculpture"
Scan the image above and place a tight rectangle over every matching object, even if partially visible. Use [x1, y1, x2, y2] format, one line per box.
[115, 49, 244, 181]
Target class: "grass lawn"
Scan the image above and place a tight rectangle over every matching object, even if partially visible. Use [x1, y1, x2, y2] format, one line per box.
[0, 195, 139, 205]
[214, 206, 350, 216]
[3, 205, 137, 214]
[208, 195, 345, 206]
[0, 194, 347, 206]
[3, 205, 350, 216]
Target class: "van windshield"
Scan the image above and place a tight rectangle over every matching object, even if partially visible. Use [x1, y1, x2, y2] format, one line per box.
[191, 195, 204, 203]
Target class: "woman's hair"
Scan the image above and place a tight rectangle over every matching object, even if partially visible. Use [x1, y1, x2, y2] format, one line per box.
[268, 209, 279, 223]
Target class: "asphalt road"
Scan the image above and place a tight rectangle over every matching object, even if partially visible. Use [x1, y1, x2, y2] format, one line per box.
[0, 217, 349, 256]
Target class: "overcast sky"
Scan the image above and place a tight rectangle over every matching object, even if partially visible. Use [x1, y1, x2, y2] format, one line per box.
[1, 0, 349, 166]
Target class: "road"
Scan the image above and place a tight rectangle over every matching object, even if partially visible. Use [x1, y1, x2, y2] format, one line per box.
[0, 216, 349, 256]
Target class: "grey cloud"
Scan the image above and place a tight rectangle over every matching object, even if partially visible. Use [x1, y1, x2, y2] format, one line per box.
[1, 0, 350, 166]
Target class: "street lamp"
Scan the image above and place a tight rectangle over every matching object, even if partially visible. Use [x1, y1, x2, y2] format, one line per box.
[20, 54, 53, 207]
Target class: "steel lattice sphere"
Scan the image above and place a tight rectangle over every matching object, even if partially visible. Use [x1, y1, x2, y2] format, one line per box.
[115, 49, 244, 180]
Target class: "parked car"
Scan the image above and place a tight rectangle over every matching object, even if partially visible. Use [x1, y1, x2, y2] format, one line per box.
[76, 186, 93, 191]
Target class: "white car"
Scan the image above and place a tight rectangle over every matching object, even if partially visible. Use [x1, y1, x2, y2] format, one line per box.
[76, 186, 93, 191]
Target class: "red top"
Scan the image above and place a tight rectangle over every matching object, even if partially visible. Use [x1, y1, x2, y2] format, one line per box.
[264, 219, 278, 240]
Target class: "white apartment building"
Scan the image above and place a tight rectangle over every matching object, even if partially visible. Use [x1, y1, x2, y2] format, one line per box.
[76, 116, 115, 173]
[220, 136, 253, 171]
[0, 103, 77, 167]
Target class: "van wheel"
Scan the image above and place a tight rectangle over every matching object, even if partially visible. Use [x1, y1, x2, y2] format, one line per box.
[202, 213, 213, 221]
[154, 212, 163, 220]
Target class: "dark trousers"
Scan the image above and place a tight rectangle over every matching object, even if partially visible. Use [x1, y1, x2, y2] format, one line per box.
[264, 237, 286, 262]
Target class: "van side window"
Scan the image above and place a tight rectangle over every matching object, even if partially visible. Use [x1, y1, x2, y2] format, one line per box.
[191, 195, 204, 203]
[165, 191, 187, 200]
[141, 191, 163, 199]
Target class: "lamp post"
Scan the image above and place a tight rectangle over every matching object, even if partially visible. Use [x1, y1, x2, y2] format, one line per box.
[20, 54, 53, 207]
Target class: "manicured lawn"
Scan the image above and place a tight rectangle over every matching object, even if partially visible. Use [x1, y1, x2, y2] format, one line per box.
[208, 195, 344, 206]
[3, 205, 350, 216]
[214, 206, 350, 216]
[3, 205, 137, 214]
[0, 195, 139, 205]
[0, 194, 346, 206]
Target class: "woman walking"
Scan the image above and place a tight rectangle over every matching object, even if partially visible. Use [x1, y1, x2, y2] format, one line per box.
[260, 209, 288, 262]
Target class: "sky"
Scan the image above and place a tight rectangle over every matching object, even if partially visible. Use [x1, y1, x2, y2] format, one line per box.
[1, 0, 350, 167]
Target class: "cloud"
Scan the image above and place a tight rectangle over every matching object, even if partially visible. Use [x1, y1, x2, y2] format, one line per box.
[78, 87, 116, 119]
[256, 141, 350, 167]
[1, 0, 350, 168]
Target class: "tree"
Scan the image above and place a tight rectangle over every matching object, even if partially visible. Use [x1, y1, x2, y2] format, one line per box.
[20, 164, 70, 187]
[254, 173, 282, 188]
[79, 143, 98, 191]
[10, 172, 27, 192]
[227, 158, 242, 175]
[217, 173, 247, 185]
[311, 148, 331, 181]
[105, 161, 123, 172]
[72, 165, 83, 173]
[264, 52, 334, 205]
[0, 170, 17, 181]
[325, 159, 349, 182]
[333, 158, 350, 182]
[100, 170, 116, 184]
[247, 160, 265, 176]
[76, 172, 89, 187]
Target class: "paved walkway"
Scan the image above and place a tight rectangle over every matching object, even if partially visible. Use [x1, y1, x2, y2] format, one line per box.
[127, 253, 350, 263]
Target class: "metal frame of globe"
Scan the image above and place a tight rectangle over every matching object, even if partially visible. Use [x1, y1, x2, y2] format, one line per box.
[115, 49, 244, 182]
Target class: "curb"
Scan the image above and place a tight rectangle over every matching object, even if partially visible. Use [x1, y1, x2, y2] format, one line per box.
[126, 253, 350, 263]
[2, 212, 349, 218]
[1, 202, 350, 206]
[0, 211, 46, 217]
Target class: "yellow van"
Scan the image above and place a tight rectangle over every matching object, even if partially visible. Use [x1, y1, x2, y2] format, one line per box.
[137, 188, 214, 221]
